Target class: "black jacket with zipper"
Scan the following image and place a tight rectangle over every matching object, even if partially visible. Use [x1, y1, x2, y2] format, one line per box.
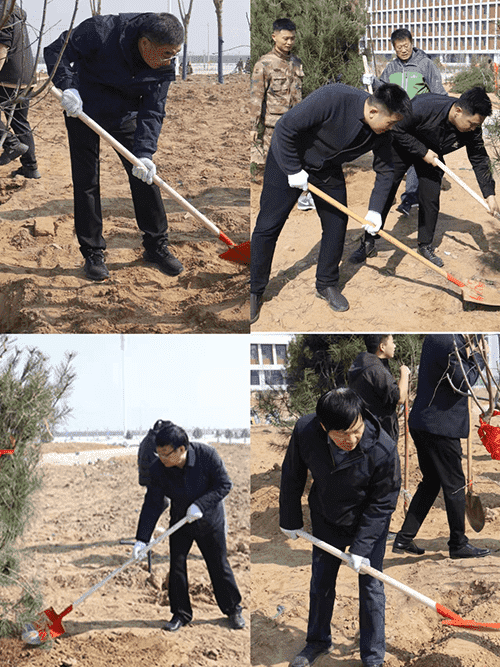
[271, 83, 396, 213]
[279, 411, 401, 558]
[391, 93, 495, 198]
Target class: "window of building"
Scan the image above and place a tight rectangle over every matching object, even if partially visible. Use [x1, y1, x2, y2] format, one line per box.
[250, 344, 259, 365]
[250, 370, 260, 386]
[275, 344, 287, 365]
[264, 370, 284, 386]
[261, 344, 273, 365]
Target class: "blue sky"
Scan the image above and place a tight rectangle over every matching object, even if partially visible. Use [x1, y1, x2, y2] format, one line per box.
[10, 334, 250, 432]
[22, 0, 250, 56]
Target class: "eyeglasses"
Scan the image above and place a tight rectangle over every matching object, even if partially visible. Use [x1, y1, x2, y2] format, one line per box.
[155, 447, 179, 461]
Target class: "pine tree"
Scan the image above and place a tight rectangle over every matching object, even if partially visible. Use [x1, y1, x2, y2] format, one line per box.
[0, 337, 76, 637]
[250, 0, 369, 95]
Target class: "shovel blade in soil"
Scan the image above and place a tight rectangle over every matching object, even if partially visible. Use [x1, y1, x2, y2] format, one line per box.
[219, 240, 251, 264]
[461, 280, 500, 307]
[466, 490, 485, 532]
[22, 605, 71, 644]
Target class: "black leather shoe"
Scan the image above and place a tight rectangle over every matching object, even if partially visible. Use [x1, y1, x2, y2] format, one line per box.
[316, 286, 349, 312]
[143, 239, 184, 276]
[289, 644, 333, 667]
[162, 615, 187, 632]
[84, 250, 110, 281]
[11, 165, 41, 179]
[228, 611, 245, 629]
[348, 238, 377, 264]
[250, 293, 263, 324]
[392, 539, 425, 555]
[449, 543, 490, 559]
[396, 199, 412, 216]
[0, 142, 29, 165]
[418, 244, 444, 267]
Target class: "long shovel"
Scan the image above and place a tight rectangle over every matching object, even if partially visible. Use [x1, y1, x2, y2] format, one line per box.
[49, 87, 250, 265]
[21, 515, 189, 645]
[307, 183, 500, 307]
[402, 398, 412, 514]
[466, 396, 486, 532]
[297, 530, 499, 630]
[433, 157, 500, 221]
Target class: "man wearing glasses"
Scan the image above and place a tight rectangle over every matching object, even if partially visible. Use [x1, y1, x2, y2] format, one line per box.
[44, 13, 184, 281]
[133, 422, 246, 632]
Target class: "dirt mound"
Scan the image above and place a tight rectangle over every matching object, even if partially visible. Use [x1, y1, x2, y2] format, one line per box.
[0, 74, 250, 332]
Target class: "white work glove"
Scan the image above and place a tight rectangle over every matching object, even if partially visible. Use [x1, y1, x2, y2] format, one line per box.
[132, 158, 157, 185]
[60, 88, 83, 117]
[288, 169, 309, 191]
[362, 73, 375, 86]
[362, 210, 382, 235]
[132, 540, 148, 560]
[280, 526, 302, 540]
[347, 553, 371, 573]
[186, 503, 203, 523]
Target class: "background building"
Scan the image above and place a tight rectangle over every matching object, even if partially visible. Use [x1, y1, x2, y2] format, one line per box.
[363, 0, 500, 72]
[250, 334, 293, 392]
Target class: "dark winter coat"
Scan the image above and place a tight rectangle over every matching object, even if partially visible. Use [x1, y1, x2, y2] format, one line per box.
[271, 83, 396, 213]
[390, 93, 495, 198]
[279, 412, 401, 559]
[409, 334, 485, 438]
[136, 441, 232, 542]
[44, 13, 177, 159]
[0, 5, 35, 85]
[348, 352, 401, 442]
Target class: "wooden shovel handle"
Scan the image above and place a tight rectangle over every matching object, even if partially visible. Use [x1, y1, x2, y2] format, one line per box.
[307, 183, 450, 281]
[433, 157, 499, 218]
[362, 55, 373, 94]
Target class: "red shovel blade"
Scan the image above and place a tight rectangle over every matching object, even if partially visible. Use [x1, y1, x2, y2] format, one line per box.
[437, 603, 500, 630]
[23, 605, 73, 644]
[219, 240, 251, 265]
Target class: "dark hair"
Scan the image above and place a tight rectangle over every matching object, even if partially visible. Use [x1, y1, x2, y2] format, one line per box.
[456, 86, 492, 118]
[316, 387, 364, 432]
[153, 419, 172, 432]
[363, 334, 390, 354]
[156, 423, 189, 450]
[391, 28, 413, 44]
[370, 83, 412, 118]
[273, 18, 296, 32]
[139, 13, 184, 45]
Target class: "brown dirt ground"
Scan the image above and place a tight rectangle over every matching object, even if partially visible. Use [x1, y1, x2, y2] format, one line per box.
[0, 73, 250, 333]
[250, 93, 500, 332]
[1, 440, 249, 666]
[251, 401, 500, 667]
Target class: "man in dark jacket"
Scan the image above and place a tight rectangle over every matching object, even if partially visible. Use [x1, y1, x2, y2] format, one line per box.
[0, 3, 40, 177]
[133, 423, 245, 632]
[348, 334, 410, 443]
[392, 334, 491, 559]
[44, 13, 184, 281]
[280, 388, 401, 667]
[250, 82, 412, 323]
[351, 86, 499, 267]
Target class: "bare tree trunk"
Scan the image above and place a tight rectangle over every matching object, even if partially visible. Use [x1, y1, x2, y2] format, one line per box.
[178, 0, 194, 80]
[213, 0, 223, 84]
[89, 0, 101, 16]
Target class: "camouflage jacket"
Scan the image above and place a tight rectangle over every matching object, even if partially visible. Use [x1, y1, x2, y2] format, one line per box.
[250, 47, 304, 131]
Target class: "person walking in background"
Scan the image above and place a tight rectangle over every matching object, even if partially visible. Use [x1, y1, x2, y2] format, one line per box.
[44, 12, 185, 282]
[359, 28, 446, 222]
[280, 388, 400, 667]
[392, 334, 491, 559]
[348, 334, 410, 443]
[250, 18, 314, 211]
[0, 3, 41, 178]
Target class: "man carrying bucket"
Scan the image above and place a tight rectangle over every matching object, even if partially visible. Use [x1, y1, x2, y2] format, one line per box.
[279, 388, 400, 667]
[44, 13, 184, 281]
[133, 422, 246, 632]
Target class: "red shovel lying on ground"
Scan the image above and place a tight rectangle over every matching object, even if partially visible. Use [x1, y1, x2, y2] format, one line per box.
[297, 530, 500, 630]
[307, 183, 500, 307]
[49, 87, 250, 265]
[21, 515, 189, 645]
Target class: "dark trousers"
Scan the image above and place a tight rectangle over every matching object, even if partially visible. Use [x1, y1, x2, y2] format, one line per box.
[64, 114, 168, 257]
[0, 85, 37, 170]
[250, 147, 348, 295]
[306, 513, 389, 666]
[168, 521, 242, 624]
[398, 428, 468, 550]
[364, 144, 443, 247]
